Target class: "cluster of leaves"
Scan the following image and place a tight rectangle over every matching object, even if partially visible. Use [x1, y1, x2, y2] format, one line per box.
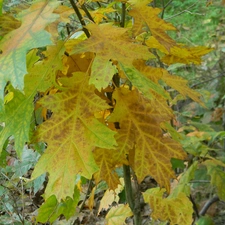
[0, 0, 225, 224]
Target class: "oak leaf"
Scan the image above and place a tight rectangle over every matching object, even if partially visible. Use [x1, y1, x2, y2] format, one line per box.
[143, 187, 193, 225]
[69, 23, 154, 90]
[129, 0, 176, 51]
[133, 60, 203, 104]
[31, 72, 117, 200]
[94, 148, 123, 190]
[162, 45, 213, 65]
[109, 88, 186, 192]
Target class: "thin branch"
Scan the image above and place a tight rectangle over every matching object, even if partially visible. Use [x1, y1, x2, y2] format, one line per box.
[165, 3, 197, 20]
[190, 194, 199, 219]
[69, 0, 90, 38]
[121, 2, 126, 28]
[80, 3, 95, 23]
[191, 73, 225, 88]
[164, 0, 173, 9]
[123, 164, 134, 211]
[161, 0, 173, 19]
[79, 177, 93, 213]
[199, 196, 220, 216]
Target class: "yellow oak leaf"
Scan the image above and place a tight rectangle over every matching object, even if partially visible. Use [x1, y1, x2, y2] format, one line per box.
[133, 60, 203, 104]
[31, 72, 117, 200]
[90, 7, 115, 24]
[129, 0, 176, 51]
[94, 148, 122, 190]
[105, 204, 133, 225]
[70, 23, 153, 65]
[143, 187, 193, 225]
[109, 88, 186, 192]
[162, 45, 213, 65]
[68, 23, 154, 90]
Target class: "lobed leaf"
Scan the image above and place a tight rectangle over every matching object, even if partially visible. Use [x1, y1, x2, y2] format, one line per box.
[32, 72, 117, 200]
[143, 187, 193, 225]
[109, 88, 186, 192]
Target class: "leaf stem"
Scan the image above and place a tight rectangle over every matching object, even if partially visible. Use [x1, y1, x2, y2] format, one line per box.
[80, 3, 95, 23]
[69, 0, 90, 38]
[123, 165, 142, 225]
[121, 2, 126, 28]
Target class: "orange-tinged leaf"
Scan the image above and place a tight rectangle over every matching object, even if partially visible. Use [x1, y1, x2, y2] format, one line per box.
[129, 0, 176, 51]
[143, 187, 193, 225]
[109, 88, 186, 192]
[0, 14, 21, 37]
[69, 23, 154, 90]
[71, 23, 153, 65]
[162, 45, 213, 65]
[105, 204, 133, 225]
[32, 72, 117, 200]
[0, 0, 59, 99]
[94, 148, 121, 190]
[90, 7, 115, 24]
[145, 36, 168, 54]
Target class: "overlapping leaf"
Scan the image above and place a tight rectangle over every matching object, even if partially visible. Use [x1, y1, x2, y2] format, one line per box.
[32, 72, 117, 200]
[203, 159, 225, 200]
[109, 88, 186, 192]
[129, 0, 176, 51]
[143, 188, 193, 225]
[0, 0, 59, 99]
[69, 23, 154, 90]
[133, 60, 202, 104]
[105, 204, 133, 225]
[24, 41, 66, 96]
[94, 148, 124, 190]
[162, 45, 213, 65]
[120, 64, 170, 101]
[0, 86, 33, 157]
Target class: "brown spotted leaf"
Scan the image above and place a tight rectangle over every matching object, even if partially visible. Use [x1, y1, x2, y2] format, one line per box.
[109, 88, 186, 192]
[129, 0, 176, 51]
[68, 23, 154, 90]
[31, 72, 117, 200]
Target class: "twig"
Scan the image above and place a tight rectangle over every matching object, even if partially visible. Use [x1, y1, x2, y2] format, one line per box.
[121, 2, 126, 28]
[79, 177, 93, 213]
[161, 0, 173, 19]
[199, 196, 220, 216]
[123, 164, 134, 211]
[191, 73, 225, 88]
[69, 0, 90, 38]
[80, 3, 95, 23]
[190, 194, 199, 219]
[165, 3, 197, 20]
